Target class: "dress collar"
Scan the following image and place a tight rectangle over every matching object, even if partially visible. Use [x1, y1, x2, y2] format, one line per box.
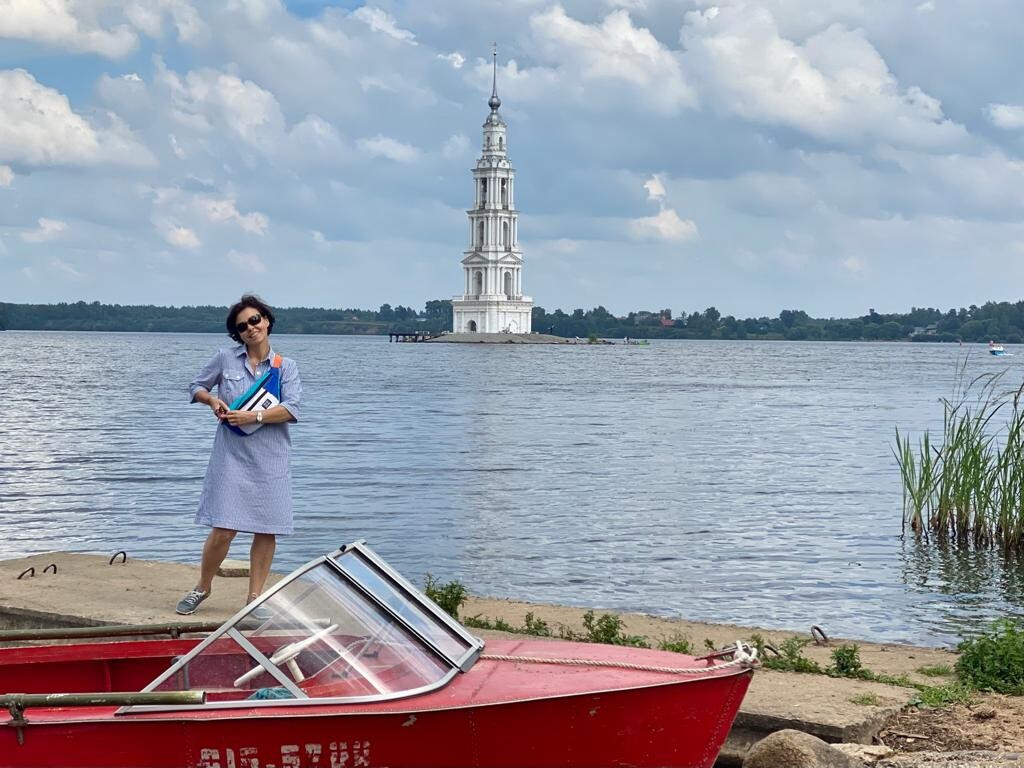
[234, 345, 274, 364]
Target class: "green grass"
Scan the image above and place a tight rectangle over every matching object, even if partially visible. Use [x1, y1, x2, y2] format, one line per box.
[956, 618, 1024, 695]
[916, 664, 954, 678]
[910, 682, 973, 708]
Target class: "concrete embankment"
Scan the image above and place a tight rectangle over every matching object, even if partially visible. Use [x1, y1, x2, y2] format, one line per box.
[0, 551, 960, 766]
[426, 332, 570, 343]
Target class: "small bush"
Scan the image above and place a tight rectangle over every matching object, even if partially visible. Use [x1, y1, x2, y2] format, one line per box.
[761, 636, 823, 674]
[657, 633, 694, 655]
[521, 612, 552, 637]
[562, 611, 650, 648]
[956, 618, 1024, 694]
[829, 644, 869, 678]
[423, 574, 468, 619]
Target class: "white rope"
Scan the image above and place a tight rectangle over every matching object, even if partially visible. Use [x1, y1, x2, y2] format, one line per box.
[481, 640, 759, 675]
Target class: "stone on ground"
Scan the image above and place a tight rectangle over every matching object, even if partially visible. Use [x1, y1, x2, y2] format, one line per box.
[743, 729, 860, 768]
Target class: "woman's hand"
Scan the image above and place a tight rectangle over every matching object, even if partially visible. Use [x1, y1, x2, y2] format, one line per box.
[207, 397, 229, 420]
[221, 409, 258, 426]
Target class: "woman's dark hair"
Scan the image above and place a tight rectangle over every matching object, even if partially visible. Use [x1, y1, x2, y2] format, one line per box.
[226, 294, 275, 343]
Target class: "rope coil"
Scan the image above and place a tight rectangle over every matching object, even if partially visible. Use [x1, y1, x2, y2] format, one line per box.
[481, 640, 759, 675]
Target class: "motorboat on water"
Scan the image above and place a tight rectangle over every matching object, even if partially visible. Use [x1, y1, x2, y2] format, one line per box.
[989, 341, 1009, 356]
[0, 541, 756, 768]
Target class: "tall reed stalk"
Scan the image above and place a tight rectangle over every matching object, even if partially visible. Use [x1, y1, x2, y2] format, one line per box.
[895, 360, 1024, 553]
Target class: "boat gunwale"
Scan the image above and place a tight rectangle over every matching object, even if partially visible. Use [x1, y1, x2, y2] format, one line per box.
[10, 666, 753, 725]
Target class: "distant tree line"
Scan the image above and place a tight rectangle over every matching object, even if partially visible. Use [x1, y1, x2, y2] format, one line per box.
[0, 300, 455, 335]
[532, 302, 1024, 343]
[2, 299, 1023, 342]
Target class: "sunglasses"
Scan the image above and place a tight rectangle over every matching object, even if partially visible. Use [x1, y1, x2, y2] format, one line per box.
[235, 313, 263, 334]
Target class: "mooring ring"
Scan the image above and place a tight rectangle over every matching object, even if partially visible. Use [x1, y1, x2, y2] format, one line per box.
[109, 551, 127, 565]
[811, 625, 829, 646]
[42, 563, 57, 574]
[16, 567, 35, 580]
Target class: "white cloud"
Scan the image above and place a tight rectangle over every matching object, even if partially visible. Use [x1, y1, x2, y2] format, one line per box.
[0, 0, 138, 57]
[916, 1, 936, 12]
[529, 7, 695, 114]
[681, 4, 966, 150]
[155, 61, 286, 150]
[0, 165, 12, 187]
[124, 0, 205, 43]
[986, 103, 1024, 130]
[158, 221, 200, 248]
[351, 7, 415, 44]
[0, 69, 154, 168]
[630, 208, 698, 242]
[439, 52, 465, 69]
[169, 133, 186, 159]
[21, 218, 68, 243]
[644, 174, 666, 201]
[357, 134, 420, 163]
[227, 248, 266, 273]
[200, 198, 268, 235]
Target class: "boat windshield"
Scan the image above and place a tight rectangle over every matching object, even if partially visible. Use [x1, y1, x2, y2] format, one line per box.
[138, 542, 483, 709]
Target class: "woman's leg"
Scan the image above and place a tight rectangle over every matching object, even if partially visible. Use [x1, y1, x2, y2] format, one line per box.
[248, 533, 277, 601]
[197, 527, 237, 593]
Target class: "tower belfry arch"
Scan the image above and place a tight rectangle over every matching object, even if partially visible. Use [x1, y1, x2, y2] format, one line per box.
[451, 45, 533, 334]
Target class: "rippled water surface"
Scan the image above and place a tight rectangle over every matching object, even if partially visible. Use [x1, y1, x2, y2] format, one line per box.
[3, 331, 1024, 646]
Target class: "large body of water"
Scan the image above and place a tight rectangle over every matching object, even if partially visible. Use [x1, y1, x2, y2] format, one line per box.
[2, 331, 1023, 647]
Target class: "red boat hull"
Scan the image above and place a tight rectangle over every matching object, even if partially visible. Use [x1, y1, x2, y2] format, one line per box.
[1, 639, 751, 768]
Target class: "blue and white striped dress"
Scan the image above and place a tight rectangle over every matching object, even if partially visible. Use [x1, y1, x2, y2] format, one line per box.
[188, 346, 302, 535]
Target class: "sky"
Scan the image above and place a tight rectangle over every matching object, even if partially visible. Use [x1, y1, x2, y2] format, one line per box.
[1, 1, 1024, 318]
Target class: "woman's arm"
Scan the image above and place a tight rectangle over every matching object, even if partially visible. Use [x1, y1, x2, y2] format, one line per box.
[189, 350, 229, 418]
[219, 404, 292, 427]
[278, 358, 302, 423]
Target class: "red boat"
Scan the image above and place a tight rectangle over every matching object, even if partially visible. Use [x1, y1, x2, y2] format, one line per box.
[1, 542, 755, 768]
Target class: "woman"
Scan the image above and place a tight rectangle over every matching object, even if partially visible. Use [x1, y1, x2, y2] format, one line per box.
[176, 295, 302, 615]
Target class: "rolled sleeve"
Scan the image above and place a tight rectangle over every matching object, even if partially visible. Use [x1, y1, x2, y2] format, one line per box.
[278, 357, 302, 422]
[189, 349, 225, 403]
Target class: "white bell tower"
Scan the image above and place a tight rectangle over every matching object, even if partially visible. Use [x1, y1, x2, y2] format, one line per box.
[452, 45, 533, 334]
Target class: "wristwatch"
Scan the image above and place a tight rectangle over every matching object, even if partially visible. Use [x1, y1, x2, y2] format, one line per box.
[256, 411, 263, 424]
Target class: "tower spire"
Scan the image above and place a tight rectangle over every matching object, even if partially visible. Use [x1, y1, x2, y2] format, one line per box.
[488, 42, 501, 112]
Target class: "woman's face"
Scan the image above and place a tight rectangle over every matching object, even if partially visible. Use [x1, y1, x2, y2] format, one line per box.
[234, 307, 268, 345]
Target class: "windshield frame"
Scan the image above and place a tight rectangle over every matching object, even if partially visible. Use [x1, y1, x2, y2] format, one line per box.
[121, 541, 483, 714]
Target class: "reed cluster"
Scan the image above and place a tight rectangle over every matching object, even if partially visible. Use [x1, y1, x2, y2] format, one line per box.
[895, 360, 1024, 552]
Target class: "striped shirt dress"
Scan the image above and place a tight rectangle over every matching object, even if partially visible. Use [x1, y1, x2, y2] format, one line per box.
[188, 346, 302, 535]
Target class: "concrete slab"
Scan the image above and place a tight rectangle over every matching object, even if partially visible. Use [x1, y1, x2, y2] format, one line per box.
[0, 552, 279, 628]
[427, 332, 570, 344]
[217, 559, 251, 578]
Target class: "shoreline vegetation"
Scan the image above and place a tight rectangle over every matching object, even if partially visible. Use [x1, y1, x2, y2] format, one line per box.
[4, 299, 1024, 342]
[426, 575, 1024, 705]
[896, 362, 1024, 552]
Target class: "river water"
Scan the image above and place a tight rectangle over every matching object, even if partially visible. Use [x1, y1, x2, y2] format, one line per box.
[2, 331, 1023, 647]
